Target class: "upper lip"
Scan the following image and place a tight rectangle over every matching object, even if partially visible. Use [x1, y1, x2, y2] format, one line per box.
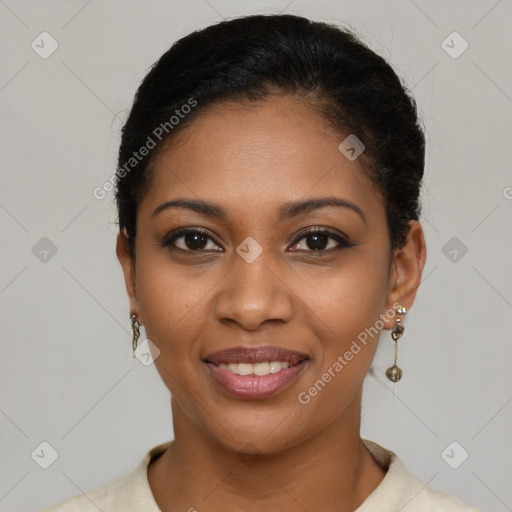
[204, 346, 309, 365]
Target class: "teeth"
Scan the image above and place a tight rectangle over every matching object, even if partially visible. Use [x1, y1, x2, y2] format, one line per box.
[217, 360, 293, 376]
[253, 362, 269, 376]
[238, 363, 253, 376]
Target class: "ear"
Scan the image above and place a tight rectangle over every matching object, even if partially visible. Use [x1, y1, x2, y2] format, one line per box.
[383, 221, 427, 328]
[116, 230, 139, 318]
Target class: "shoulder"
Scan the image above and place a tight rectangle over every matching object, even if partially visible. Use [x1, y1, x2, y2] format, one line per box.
[40, 470, 136, 512]
[406, 484, 484, 512]
[359, 439, 485, 512]
[40, 441, 172, 512]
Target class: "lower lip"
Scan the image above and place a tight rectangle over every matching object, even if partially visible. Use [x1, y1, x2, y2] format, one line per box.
[205, 360, 308, 400]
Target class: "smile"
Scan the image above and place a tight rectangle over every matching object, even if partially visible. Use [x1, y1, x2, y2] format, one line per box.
[204, 345, 309, 399]
[218, 361, 291, 376]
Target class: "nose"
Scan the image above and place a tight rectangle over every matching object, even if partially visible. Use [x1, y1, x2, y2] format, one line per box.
[214, 254, 294, 332]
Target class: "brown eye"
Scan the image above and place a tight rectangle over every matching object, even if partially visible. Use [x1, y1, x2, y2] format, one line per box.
[289, 228, 352, 252]
[162, 229, 223, 252]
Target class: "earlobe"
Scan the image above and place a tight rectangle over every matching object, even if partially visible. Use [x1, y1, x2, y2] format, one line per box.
[116, 230, 138, 313]
[384, 221, 427, 327]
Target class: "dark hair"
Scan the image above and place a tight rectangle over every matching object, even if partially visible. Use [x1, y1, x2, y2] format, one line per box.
[115, 14, 425, 259]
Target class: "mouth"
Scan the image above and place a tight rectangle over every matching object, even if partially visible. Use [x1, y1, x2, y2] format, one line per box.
[203, 345, 309, 399]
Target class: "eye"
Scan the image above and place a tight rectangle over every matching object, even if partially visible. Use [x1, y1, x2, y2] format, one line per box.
[288, 228, 352, 252]
[162, 228, 223, 252]
[161, 227, 353, 254]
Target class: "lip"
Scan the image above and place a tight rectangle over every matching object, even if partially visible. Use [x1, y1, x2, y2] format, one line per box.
[203, 345, 309, 400]
[204, 345, 309, 365]
[205, 360, 308, 399]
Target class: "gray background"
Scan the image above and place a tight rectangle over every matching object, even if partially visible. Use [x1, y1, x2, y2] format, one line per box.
[1, 1, 511, 511]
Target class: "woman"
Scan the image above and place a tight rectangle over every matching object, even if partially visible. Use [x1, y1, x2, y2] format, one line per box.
[43, 13, 483, 512]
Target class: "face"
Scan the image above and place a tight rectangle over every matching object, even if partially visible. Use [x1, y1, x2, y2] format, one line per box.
[117, 94, 425, 454]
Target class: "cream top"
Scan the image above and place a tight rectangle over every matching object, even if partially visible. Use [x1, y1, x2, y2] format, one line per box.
[41, 439, 484, 511]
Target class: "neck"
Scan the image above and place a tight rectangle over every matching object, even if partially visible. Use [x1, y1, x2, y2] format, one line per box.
[147, 394, 385, 512]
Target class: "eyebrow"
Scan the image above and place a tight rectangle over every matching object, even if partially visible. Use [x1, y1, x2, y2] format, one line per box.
[151, 196, 366, 224]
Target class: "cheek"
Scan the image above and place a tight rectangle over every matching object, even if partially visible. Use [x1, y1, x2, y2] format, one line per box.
[293, 261, 389, 421]
[302, 247, 390, 371]
[134, 244, 218, 359]
[302, 246, 390, 329]
[134, 252, 218, 407]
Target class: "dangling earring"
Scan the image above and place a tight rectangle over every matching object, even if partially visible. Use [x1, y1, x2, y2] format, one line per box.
[131, 314, 140, 359]
[386, 305, 407, 382]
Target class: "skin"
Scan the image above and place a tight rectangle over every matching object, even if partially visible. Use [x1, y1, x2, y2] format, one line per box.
[117, 94, 427, 512]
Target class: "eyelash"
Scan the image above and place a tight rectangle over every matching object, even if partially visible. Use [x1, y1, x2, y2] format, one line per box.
[161, 227, 354, 254]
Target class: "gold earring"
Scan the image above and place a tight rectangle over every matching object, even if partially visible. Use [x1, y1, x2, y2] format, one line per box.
[131, 314, 140, 358]
[386, 305, 407, 382]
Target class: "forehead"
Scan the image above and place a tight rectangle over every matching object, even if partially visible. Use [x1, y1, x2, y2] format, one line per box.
[140, 95, 383, 220]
